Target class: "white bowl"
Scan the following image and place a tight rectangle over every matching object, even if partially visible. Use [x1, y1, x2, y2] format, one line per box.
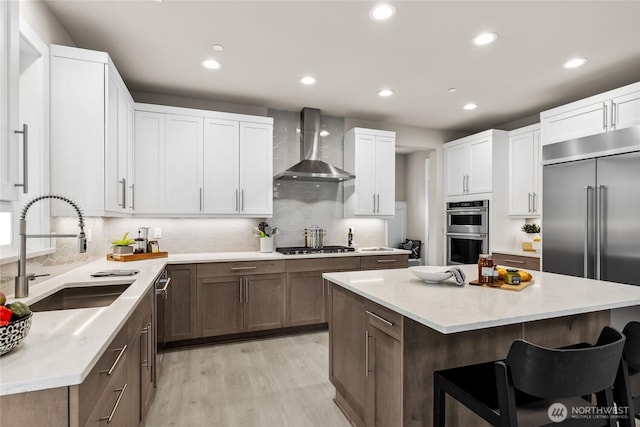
[409, 267, 453, 283]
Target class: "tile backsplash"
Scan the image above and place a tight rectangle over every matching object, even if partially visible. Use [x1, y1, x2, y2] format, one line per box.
[0, 109, 386, 294]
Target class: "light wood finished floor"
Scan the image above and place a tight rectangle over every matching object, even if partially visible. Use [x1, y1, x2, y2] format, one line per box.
[145, 332, 351, 427]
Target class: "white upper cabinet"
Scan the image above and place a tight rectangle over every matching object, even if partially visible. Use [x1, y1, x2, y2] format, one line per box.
[0, 1, 19, 202]
[508, 124, 541, 217]
[540, 81, 640, 146]
[135, 104, 273, 217]
[50, 44, 134, 216]
[344, 127, 396, 217]
[444, 130, 505, 197]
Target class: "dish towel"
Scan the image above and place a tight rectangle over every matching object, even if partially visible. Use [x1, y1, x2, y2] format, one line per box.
[445, 267, 466, 286]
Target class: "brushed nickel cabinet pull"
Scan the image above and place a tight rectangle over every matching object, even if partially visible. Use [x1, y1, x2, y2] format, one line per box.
[603, 103, 608, 130]
[376, 259, 397, 263]
[503, 259, 525, 265]
[611, 102, 616, 129]
[100, 345, 127, 376]
[100, 383, 127, 423]
[14, 124, 28, 193]
[584, 186, 591, 278]
[239, 277, 243, 303]
[365, 330, 369, 377]
[129, 184, 135, 210]
[231, 266, 257, 270]
[366, 310, 394, 326]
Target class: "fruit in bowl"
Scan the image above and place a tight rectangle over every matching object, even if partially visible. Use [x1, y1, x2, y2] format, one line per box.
[0, 292, 33, 356]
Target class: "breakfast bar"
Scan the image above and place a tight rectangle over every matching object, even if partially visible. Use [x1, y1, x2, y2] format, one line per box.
[323, 265, 640, 427]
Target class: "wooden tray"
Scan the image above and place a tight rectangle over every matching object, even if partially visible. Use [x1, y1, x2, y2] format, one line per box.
[107, 252, 168, 262]
[468, 279, 534, 292]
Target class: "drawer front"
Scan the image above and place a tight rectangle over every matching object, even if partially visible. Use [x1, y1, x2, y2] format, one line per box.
[126, 288, 153, 343]
[492, 253, 540, 271]
[84, 355, 128, 427]
[286, 257, 360, 273]
[78, 327, 128, 426]
[197, 260, 286, 277]
[360, 255, 408, 270]
[365, 301, 402, 341]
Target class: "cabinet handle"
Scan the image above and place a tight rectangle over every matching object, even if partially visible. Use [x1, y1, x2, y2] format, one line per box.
[14, 124, 28, 193]
[603, 103, 608, 130]
[231, 266, 257, 270]
[239, 277, 243, 303]
[118, 179, 126, 208]
[528, 193, 532, 212]
[503, 259, 525, 265]
[241, 189, 244, 212]
[596, 185, 603, 280]
[376, 194, 380, 213]
[584, 186, 591, 278]
[235, 189, 239, 212]
[155, 277, 171, 300]
[100, 345, 127, 376]
[611, 102, 616, 129]
[100, 383, 127, 423]
[141, 324, 151, 370]
[372, 193, 376, 213]
[365, 330, 369, 377]
[376, 259, 397, 264]
[245, 280, 249, 303]
[199, 187, 203, 212]
[129, 184, 135, 210]
[366, 310, 394, 326]
[532, 192, 537, 213]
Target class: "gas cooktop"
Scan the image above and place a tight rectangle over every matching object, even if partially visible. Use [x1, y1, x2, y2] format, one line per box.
[276, 246, 356, 255]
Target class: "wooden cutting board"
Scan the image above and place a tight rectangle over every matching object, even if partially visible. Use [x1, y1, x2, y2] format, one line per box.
[107, 251, 168, 262]
[468, 279, 534, 291]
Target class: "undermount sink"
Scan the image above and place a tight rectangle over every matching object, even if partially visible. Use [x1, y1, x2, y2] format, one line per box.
[30, 281, 134, 312]
[359, 247, 394, 252]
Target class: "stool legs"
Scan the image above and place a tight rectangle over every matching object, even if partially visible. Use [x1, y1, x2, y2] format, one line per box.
[433, 374, 446, 427]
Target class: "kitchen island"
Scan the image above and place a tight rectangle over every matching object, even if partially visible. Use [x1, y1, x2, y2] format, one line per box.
[323, 265, 640, 427]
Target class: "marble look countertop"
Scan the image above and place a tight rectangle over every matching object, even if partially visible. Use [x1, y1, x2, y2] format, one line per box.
[323, 264, 640, 335]
[0, 248, 409, 396]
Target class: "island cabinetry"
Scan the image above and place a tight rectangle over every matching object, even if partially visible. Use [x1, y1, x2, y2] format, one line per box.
[360, 254, 408, 270]
[196, 261, 286, 337]
[344, 127, 396, 217]
[285, 257, 360, 327]
[491, 252, 540, 271]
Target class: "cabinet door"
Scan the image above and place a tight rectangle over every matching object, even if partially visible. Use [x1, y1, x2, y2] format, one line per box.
[0, 0, 19, 201]
[444, 144, 467, 196]
[134, 111, 164, 213]
[366, 325, 402, 427]
[165, 264, 197, 342]
[329, 285, 367, 425]
[126, 323, 142, 426]
[354, 134, 377, 214]
[105, 78, 130, 213]
[203, 118, 239, 214]
[163, 114, 204, 214]
[611, 90, 640, 131]
[239, 122, 273, 216]
[197, 275, 244, 337]
[541, 100, 607, 145]
[140, 312, 153, 419]
[375, 136, 396, 216]
[509, 131, 536, 216]
[467, 136, 492, 194]
[244, 273, 284, 331]
[285, 271, 325, 327]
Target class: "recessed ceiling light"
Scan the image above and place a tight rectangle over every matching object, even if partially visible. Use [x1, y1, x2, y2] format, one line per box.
[472, 32, 498, 46]
[463, 103, 478, 110]
[370, 3, 396, 21]
[201, 59, 222, 70]
[300, 75, 317, 85]
[212, 44, 224, 52]
[319, 130, 330, 137]
[448, 87, 457, 93]
[563, 57, 588, 69]
[378, 89, 394, 97]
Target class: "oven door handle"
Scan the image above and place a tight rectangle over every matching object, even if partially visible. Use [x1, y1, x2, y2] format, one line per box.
[446, 233, 487, 238]
[446, 208, 485, 213]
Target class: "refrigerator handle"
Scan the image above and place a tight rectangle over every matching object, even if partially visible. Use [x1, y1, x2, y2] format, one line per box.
[584, 186, 591, 278]
[596, 185, 604, 280]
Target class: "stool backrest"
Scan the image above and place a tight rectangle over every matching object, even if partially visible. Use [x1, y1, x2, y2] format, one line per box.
[506, 326, 625, 399]
[622, 321, 640, 374]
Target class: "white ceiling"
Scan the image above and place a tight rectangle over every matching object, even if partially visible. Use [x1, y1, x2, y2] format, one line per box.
[43, 0, 640, 133]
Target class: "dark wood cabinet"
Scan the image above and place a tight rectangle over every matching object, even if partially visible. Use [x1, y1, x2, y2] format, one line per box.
[164, 264, 197, 342]
[244, 273, 285, 331]
[198, 275, 244, 336]
[491, 252, 540, 271]
[360, 254, 409, 270]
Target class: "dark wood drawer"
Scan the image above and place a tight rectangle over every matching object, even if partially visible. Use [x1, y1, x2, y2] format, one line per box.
[83, 353, 128, 427]
[492, 253, 540, 271]
[360, 255, 409, 270]
[78, 326, 128, 426]
[365, 300, 402, 341]
[286, 257, 360, 273]
[197, 260, 286, 277]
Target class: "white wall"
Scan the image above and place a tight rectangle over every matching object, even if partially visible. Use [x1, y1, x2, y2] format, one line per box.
[20, 1, 75, 46]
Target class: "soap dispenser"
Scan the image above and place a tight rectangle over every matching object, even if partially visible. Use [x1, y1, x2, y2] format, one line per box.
[348, 228, 354, 247]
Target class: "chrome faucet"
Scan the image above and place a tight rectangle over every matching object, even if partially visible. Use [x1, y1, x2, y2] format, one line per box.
[15, 194, 87, 298]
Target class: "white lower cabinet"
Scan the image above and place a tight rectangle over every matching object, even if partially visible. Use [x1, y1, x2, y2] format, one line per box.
[508, 124, 541, 217]
[134, 104, 273, 217]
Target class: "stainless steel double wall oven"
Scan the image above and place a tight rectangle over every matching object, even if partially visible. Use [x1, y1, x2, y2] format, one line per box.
[446, 200, 489, 265]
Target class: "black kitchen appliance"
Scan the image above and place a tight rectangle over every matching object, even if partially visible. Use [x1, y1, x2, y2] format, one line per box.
[276, 246, 355, 255]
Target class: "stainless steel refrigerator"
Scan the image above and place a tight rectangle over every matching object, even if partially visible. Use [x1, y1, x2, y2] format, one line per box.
[542, 126, 640, 288]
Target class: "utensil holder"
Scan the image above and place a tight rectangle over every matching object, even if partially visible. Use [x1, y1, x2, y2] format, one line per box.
[260, 237, 273, 253]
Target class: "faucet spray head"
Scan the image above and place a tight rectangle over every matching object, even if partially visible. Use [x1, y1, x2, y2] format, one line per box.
[78, 231, 87, 254]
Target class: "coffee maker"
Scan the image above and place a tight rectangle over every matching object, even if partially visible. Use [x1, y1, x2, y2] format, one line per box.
[135, 226, 150, 253]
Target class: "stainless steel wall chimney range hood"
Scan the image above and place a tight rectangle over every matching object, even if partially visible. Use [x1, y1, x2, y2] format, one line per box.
[274, 108, 356, 182]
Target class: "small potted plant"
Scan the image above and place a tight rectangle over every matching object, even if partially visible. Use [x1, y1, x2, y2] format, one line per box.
[521, 223, 541, 251]
[112, 232, 135, 255]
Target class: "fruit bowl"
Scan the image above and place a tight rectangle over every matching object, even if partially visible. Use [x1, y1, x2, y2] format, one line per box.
[0, 313, 33, 356]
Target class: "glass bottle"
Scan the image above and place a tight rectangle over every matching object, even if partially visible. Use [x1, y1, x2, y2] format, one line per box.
[477, 254, 488, 282]
[481, 255, 494, 285]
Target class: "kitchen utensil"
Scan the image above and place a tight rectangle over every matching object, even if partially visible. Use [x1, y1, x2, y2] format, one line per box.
[304, 225, 325, 248]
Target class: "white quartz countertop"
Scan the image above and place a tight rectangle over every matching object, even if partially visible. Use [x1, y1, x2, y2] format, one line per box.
[323, 264, 640, 335]
[0, 248, 409, 396]
[492, 249, 541, 258]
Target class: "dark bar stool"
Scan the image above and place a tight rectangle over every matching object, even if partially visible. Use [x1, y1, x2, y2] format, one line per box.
[614, 321, 640, 427]
[433, 326, 625, 427]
